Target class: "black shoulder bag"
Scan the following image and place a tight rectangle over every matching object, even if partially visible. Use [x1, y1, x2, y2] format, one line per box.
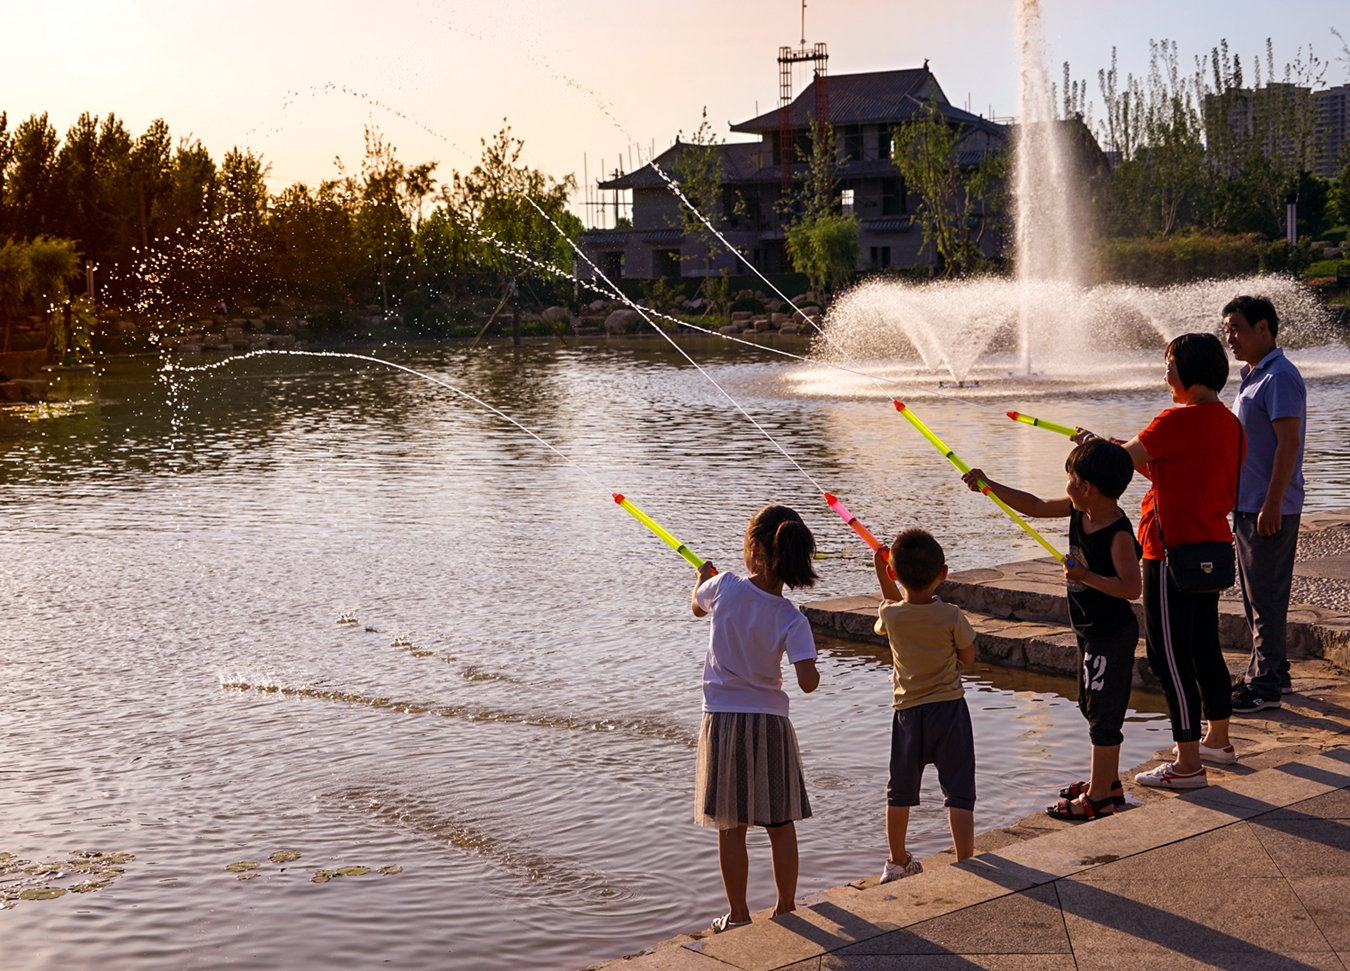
[1154, 420, 1244, 595]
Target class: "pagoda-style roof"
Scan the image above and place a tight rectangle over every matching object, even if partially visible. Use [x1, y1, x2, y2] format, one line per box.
[730, 67, 1006, 139]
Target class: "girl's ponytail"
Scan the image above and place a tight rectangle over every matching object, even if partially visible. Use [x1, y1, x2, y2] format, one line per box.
[745, 505, 818, 589]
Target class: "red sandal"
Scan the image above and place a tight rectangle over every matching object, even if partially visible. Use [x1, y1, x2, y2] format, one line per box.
[1058, 779, 1125, 806]
[1045, 793, 1115, 821]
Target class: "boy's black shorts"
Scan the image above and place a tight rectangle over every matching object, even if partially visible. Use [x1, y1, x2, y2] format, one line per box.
[887, 697, 976, 812]
[1077, 614, 1139, 748]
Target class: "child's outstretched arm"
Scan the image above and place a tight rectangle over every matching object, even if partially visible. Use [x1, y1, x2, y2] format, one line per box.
[873, 548, 902, 602]
[1065, 529, 1143, 601]
[691, 562, 716, 617]
[961, 469, 1071, 518]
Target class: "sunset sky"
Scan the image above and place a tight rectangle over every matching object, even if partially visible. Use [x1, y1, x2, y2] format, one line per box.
[3, 0, 1347, 221]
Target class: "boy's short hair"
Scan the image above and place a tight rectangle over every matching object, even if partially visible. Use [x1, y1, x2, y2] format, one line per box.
[1223, 295, 1279, 339]
[1166, 332, 1229, 392]
[1065, 438, 1134, 499]
[890, 528, 945, 590]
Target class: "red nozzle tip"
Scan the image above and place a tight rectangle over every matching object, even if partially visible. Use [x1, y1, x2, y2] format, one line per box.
[612, 493, 625, 504]
[1006, 411, 1019, 420]
[879, 548, 891, 561]
[823, 492, 837, 504]
[894, 401, 906, 411]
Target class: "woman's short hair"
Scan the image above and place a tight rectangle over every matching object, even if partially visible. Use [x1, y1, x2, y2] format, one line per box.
[1166, 332, 1229, 392]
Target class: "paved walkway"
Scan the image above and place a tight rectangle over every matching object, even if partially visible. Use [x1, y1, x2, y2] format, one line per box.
[599, 750, 1350, 971]
[587, 514, 1350, 971]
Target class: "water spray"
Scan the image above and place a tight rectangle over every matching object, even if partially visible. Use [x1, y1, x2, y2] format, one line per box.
[165, 350, 712, 574]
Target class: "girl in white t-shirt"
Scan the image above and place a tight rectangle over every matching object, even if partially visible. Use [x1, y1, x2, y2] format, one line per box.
[690, 505, 820, 933]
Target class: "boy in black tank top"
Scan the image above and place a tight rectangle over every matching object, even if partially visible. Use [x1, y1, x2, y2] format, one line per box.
[964, 439, 1142, 821]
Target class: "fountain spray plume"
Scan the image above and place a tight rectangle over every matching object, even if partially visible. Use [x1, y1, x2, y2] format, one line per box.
[164, 350, 711, 572]
[1013, 0, 1092, 373]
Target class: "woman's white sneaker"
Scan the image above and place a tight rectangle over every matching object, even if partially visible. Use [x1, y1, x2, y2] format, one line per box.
[1135, 763, 1208, 789]
[1172, 742, 1238, 765]
[880, 852, 923, 883]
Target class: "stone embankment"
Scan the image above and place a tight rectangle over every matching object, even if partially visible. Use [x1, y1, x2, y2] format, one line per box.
[586, 512, 1350, 971]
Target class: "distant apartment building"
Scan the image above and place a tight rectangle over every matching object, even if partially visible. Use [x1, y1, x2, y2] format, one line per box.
[1319, 84, 1350, 178]
[1204, 82, 1350, 179]
[578, 66, 1009, 280]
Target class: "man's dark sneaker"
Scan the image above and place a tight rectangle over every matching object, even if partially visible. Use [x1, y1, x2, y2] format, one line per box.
[1231, 685, 1281, 713]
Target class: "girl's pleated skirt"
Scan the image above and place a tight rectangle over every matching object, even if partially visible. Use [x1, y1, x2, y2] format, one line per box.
[694, 711, 811, 830]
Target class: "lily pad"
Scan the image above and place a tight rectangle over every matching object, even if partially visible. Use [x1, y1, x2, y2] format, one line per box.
[19, 887, 66, 900]
[377, 865, 402, 875]
[225, 861, 259, 873]
[311, 870, 335, 883]
[69, 880, 109, 893]
[236, 872, 260, 881]
[335, 866, 370, 876]
[268, 850, 302, 864]
[102, 852, 134, 864]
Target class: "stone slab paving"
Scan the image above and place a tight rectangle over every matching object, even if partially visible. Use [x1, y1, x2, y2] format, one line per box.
[592, 750, 1350, 971]
[586, 515, 1350, 971]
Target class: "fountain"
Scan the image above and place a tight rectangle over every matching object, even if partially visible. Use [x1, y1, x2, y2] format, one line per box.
[814, 0, 1346, 394]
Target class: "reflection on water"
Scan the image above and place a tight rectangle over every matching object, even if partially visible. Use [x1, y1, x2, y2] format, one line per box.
[0, 341, 1341, 970]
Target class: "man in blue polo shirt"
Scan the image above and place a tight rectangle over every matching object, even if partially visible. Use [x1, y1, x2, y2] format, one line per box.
[1223, 295, 1306, 712]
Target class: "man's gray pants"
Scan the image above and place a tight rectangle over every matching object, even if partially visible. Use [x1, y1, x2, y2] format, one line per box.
[1234, 511, 1300, 700]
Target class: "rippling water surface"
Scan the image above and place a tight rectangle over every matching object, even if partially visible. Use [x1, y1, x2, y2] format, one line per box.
[2, 338, 1345, 970]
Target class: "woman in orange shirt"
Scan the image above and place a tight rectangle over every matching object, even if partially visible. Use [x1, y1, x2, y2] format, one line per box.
[1112, 334, 1245, 790]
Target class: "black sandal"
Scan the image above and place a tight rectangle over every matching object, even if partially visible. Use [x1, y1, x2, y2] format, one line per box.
[1045, 793, 1116, 821]
[1058, 779, 1125, 807]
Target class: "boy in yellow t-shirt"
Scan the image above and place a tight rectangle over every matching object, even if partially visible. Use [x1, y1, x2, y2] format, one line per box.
[872, 528, 977, 883]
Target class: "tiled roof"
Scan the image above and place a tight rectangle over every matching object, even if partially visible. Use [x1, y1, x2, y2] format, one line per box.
[580, 230, 630, 246]
[730, 68, 1007, 138]
[598, 141, 767, 190]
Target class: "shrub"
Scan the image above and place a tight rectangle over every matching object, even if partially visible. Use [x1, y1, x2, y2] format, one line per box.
[730, 295, 765, 314]
[1094, 234, 1262, 285]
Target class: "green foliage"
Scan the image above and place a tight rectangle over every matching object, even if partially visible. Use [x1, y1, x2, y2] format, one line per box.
[1095, 233, 1262, 284]
[640, 277, 681, 312]
[890, 99, 1003, 276]
[0, 235, 79, 318]
[729, 294, 765, 314]
[1331, 162, 1350, 228]
[0, 111, 580, 325]
[1090, 37, 1331, 244]
[671, 108, 725, 276]
[785, 214, 858, 294]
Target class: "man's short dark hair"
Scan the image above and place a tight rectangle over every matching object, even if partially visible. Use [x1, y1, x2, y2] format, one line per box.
[1166, 332, 1229, 392]
[1223, 295, 1279, 339]
[1065, 438, 1134, 500]
[890, 528, 945, 590]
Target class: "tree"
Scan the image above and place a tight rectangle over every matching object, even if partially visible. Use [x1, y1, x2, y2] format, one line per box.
[453, 122, 576, 344]
[7, 113, 60, 239]
[785, 214, 858, 294]
[890, 101, 1002, 275]
[670, 107, 726, 287]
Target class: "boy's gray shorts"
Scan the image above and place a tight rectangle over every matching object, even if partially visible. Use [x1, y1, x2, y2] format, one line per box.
[888, 697, 976, 811]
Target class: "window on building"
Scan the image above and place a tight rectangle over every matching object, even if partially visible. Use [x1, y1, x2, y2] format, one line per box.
[870, 246, 892, 269]
[654, 249, 682, 278]
[842, 125, 863, 162]
[881, 177, 905, 216]
[601, 251, 624, 280]
[840, 188, 855, 217]
[879, 125, 895, 161]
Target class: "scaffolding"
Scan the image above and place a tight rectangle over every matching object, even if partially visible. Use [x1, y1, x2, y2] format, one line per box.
[582, 151, 639, 230]
[777, 42, 829, 201]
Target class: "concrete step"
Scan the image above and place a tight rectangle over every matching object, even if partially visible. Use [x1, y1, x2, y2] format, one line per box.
[931, 556, 1350, 668]
[804, 594, 1161, 690]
